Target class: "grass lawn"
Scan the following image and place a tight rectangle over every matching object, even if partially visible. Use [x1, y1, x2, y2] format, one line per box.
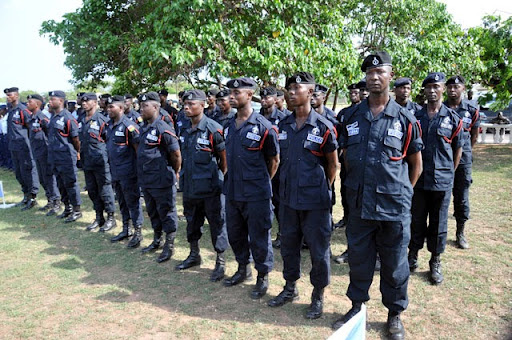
[0, 144, 511, 339]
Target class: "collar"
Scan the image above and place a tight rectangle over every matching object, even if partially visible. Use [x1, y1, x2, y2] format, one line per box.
[188, 115, 208, 133]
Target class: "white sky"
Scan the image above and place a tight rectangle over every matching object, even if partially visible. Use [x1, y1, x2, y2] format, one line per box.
[0, 0, 511, 94]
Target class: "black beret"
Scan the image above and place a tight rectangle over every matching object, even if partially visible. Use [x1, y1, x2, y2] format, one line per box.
[347, 83, 358, 90]
[124, 93, 133, 99]
[285, 72, 315, 89]
[446, 75, 466, 85]
[67, 101, 77, 105]
[4, 87, 19, 94]
[107, 95, 125, 104]
[100, 93, 111, 99]
[183, 89, 207, 101]
[77, 92, 85, 97]
[138, 91, 160, 103]
[361, 51, 392, 72]
[394, 77, 412, 88]
[276, 90, 285, 97]
[260, 87, 277, 97]
[81, 93, 97, 101]
[207, 88, 220, 96]
[49, 90, 66, 99]
[356, 79, 367, 89]
[422, 72, 446, 87]
[158, 89, 168, 96]
[27, 94, 44, 102]
[314, 84, 328, 93]
[216, 89, 230, 98]
[227, 77, 258, 90]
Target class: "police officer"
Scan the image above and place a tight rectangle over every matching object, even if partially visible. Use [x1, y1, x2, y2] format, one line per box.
[213, 89, 236, 129]
[205, 88, 221, 118]
[99, 94, 111, 116]
[137, 92, 181, 263]
[47, 91, 83, 222]
[4, 87, 40, 209]
[124, 94, 144, 127]
[276, 90, 291, 115]
[394, 77, 423, 114]
[409, 73, 463, 285]
[26, 94, 61, 215]
[79, 93, 117, 232]
[444, 75, 480, 249]
[158, 89, 179, 124]
[267, 72, 339, 320]
[174, 89, 229, 281]
[356, 78, 369, 101]
[105, 95, 144, 246]
[222, 77, 280, 300]
[332, 52, 424, 340]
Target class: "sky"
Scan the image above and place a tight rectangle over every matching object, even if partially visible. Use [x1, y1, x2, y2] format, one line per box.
[0, 0, 511, 95]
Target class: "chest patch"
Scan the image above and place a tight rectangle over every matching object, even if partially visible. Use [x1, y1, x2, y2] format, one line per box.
[89, 120, 100, 130]
[440, 116, 452, 129]
[246, 126, 261, 142]
[347, 121, 359, 136]
[146, 129, 159, 141]
[278, 131, 287, 140]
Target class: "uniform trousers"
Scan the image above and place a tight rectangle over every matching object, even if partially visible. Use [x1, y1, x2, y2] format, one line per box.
[453, 164, 472, 225]
[84, 168, 115, 214]
[35, 156, 60, 201]
[54, 162, 82, 206]
[11, 150, 39, 195]
[113, 177, 143, 226]
[142, 186, 178, 235]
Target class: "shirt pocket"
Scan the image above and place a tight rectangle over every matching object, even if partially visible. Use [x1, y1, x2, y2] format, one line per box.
[375, 182, 403, 215]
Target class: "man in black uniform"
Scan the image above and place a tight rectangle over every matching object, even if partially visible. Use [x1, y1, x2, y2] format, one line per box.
[222, 77, 280, 300]
[267, 72, 339, 320]
[213, 89, 236, 129]
[444, 75, 480, 249]
[394, 77, 423, 114]
[356, 79, 369, 101]
[409, 73, 463, 285]
[205, 88, 221, 118]
[174, 89, 229, 281]
[158, 89, 179, 124]
[4, 87, 39, 209]
[79, 93, 117, 232]
[99, 94, 111, 116]
[124, 94, 144, 127]
[137, 92, 181, 263]
[276, 90, 291, 115]
[332, 52, 424, 340]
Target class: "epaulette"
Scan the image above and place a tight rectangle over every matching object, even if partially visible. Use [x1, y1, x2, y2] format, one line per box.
[398, 105, 418, 124]
[205, 117, 223, 134]
[255, 114, 273, 130]
[316, 112, 335, 131]
[342, 102, 360, 122]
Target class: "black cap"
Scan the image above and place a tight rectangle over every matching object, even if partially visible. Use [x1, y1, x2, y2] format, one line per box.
[314, 84, 328, 93]
[422, 72, 446, 87]
[285, 72, 315, 89]
[4, 87, 19, 94]
[361, 51, 392, 72]
[27, 94, 44, 102]
[77, 92, 85, 97]
[107, 95, 125, 104]
[81, 93, 97, 101]
[158, 89, 168, 96]
[446, 75, 466, 85]
[124, 93, 133, 99]
[67, 100, 77, 105]
[226, 77, 258, 90]
[356, 79, 367, 89]
[216, 89, 230, 98]
[394, 77, 412, 88]
[347, 83, 358, 90]
[138, 91, 160, 103]
[260, 87, 277, 97]
[183, 89, 207, 101]
[49, 90, 66, 99]
[100, 93, 111, 99]
[207, 88, 220, 96]
[276, 90, 284, 97]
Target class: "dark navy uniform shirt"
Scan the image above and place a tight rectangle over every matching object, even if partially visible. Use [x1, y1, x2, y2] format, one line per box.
[180, 115, 225, 199]
[278, 109, 338, 210]
[205, 105, 221, 119]
[125, 109, 144, 127]
[415, 104, 463, 191]
[213, 108, 236, 129]
[106, 115, 140, 181]
[404, 100, 423, 116]
[137, 119, 180, 189]
[223, 111, 279, 202]
[6, 102, 31, 152]
[28, 110, 50, 159]
[260, 107, 288, 127]
[79, 111, 110, 170]
[48, 109, 79, 164]
[340, 98, 424, 221]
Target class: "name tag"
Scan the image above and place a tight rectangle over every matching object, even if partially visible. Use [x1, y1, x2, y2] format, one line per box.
[32, 122, 40, 128]
[197, 137, 209, 145]
[440, 123, 452, 129]
[115, 131, 125, 137]
[146, 134, 158, 142]
[463, 117, 472, 124]
[348, 127, 359, 136]
[387, 128, 403, 139]
[278, 131, 287, 140]
[246, 132, 261, 142]
[89, 121, 100, 130]
[13, 111, 20, 119]
[177, 121, 183, 127]
[57, 120, 65, 127]
[307, 133, 324, 144]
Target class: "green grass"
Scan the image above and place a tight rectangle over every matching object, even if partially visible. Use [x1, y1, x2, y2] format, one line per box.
[0, 144, 511, 339]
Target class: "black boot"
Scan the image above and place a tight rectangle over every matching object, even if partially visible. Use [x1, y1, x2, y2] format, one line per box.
[305, 287, 324, 319]
[429, 254, 443, 285]
[251, 273, 269, 299]
[387, 311, 405, 340]
[268, 281, 299, 307]
[127, 225, 142, 248]
[333, 250, 349, 264]
[86, 211, 105, 231]
[46, 200, 61, 216]
[456, 223, 469, 249]
[38, 201, 52, 211]
[100, 212, 117, 232]
[57, 204, 72, 219]
[175, 241, 201, 270]
[210, 252, 226, 282]
[332, 302, 363, 330]
[157, 232, 175, 263]
[408, 248, 419, 272]
[15, 195, 29, 207]
[223, 263, 252, 287]
[272, 233, 281, 249]
[141, 232, 162, 253]
[111, 222, 132, 243]
[65, 206, 82, 223]
[21, 194, 37, 211]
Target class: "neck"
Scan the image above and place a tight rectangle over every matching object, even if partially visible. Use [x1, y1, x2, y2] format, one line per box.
[147, 113, 158, 125]
[29, 107, 38, 114]
[191, 112, 203, 126]
[447, 97, 462, 108]
[295, 102, 311, 118]
[113, 113, 123, 123]
[263, 105, 274, 115]
[427, 100, 443, 117]
[222, 107, 231, 115]
[396, 98, 407, 106]
[11, 100, 19, 107]
[315, 105, 324, 114]
[236, 102, 252, 119]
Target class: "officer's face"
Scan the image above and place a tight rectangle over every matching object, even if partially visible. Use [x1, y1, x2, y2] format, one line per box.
[81, 99, 95, 111]
[124, 98, 133, 111]
[261, 95, 276, 109]
[359, 88, 369, 100]
[366, 66, 394, 94]
[229, 89, 252, 108]
[184, 100, 204, 117]
[107, 103, 124, 119]
[99, 98, 107, 108]
[349, 89, 360, 104]
[311, 92, 325, 109]
[207, 94, 216, 106]
[159, 94, 167, 103]
[49, 96, 64, 110]
[76, 98, 82, 105]
[447, 83, 465, 101]
[424, 82, 446, 103]
[27, 99, 40, 112]
[5, 91, 18, 103]
[276, 96, 285, 107]
[395, 84, 412, 103]
[217, 97, 231, 112]
[140, 101, 158, 120]
[287, 83, 313, 107]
